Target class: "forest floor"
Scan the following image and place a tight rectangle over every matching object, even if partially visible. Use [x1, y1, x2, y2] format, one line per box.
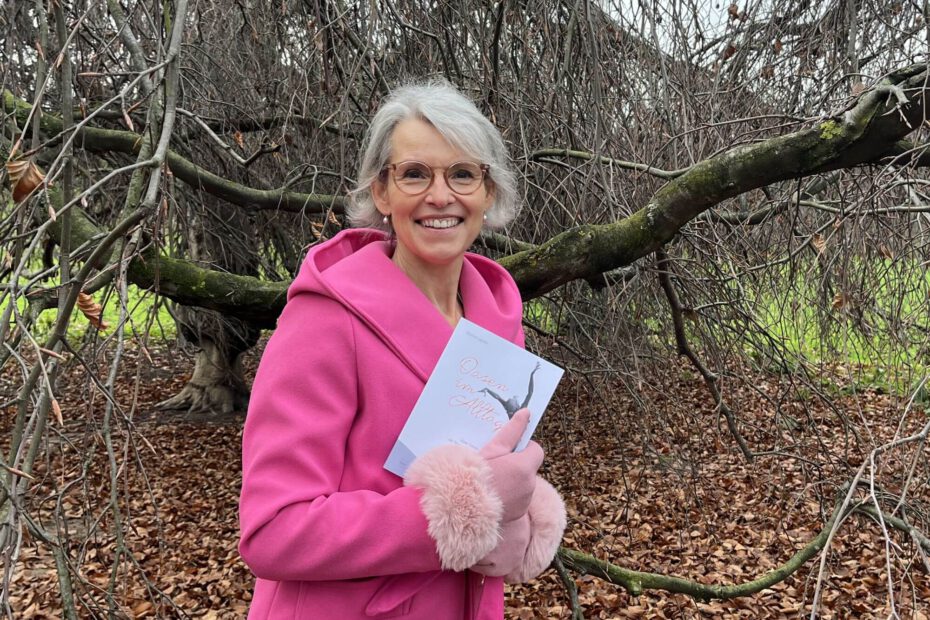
[2, 339, 929, 619]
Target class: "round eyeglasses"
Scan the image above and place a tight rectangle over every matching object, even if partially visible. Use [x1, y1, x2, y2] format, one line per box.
[381, 160, 490, 196]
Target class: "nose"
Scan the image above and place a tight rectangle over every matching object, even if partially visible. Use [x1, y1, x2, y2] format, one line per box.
[424, 172, 456, 206]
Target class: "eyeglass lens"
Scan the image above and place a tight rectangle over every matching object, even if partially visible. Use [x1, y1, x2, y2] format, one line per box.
[392, 161, 484, 195]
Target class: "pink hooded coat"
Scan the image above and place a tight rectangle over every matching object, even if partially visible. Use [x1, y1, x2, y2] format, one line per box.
[239, 229, 561, 619]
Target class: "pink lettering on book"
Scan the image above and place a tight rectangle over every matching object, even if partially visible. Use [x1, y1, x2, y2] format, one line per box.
[448, 395, 503, 430]
[457, 357, 509, 393]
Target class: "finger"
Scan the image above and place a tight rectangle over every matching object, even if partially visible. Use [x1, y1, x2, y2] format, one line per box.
[518, 440, 544, 472]
[493, 409, 530, 450]
[482, 409, 531, 456]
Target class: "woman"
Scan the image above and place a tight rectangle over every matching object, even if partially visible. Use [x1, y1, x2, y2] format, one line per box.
[239, 81, 566, 619]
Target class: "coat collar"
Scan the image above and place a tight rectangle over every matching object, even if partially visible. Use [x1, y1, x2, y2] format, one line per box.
[299, 229, 522, 382]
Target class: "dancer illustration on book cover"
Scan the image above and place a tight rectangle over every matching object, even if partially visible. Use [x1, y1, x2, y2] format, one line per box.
[479, 362, 541, 419]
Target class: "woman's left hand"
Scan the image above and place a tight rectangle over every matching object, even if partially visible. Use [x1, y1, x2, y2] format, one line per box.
[470, 475, 568, 583]
[470, 514, 531, 578]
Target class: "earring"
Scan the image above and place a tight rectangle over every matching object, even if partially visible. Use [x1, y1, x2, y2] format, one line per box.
[382, 215, 389, 225]
[483, 213, 488, 221]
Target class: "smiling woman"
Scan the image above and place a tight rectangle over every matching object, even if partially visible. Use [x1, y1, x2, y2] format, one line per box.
[238, 80, 567, 620]
[352, 83, 520, 326]
[371, 117, 494, 313]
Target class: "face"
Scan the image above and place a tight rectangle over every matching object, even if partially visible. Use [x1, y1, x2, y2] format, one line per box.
[372, 118, 493, 276]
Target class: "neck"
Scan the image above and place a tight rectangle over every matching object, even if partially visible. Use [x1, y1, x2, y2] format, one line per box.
[392, 247, 463, 326]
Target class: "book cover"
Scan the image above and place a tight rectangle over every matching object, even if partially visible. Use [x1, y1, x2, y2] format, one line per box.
[384, 319, 564, 477]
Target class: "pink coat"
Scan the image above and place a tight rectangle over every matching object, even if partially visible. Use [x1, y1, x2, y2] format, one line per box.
[239, 229, 527, 619]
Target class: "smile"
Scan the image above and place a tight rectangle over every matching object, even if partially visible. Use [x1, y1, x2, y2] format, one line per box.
[417, 218, 463, 229]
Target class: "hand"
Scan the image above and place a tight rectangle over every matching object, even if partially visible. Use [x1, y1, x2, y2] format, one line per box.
[403, 409, 544, 572]
[470, 514, 530, 578]
[472, 476, 567, 584]
[479, 409, 544, 521]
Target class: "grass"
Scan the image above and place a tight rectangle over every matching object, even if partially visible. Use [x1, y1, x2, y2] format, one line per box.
[2, 284, 176, 346]
[4, 254, 930, 400]
[521, 257, 930, 401]
[744, 259, 930, 399]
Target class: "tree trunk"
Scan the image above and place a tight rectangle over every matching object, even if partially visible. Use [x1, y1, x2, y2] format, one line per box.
[156, 325, 257, 413]
[156, 190, 262, 413]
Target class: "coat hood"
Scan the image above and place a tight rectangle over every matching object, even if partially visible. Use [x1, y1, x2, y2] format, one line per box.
[286, 228, 524, 382]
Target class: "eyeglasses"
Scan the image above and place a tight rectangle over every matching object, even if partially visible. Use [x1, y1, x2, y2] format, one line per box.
[381, 160, 490, 196]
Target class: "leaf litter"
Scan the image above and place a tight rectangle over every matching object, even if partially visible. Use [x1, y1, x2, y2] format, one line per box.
[1, 342, 928, 618]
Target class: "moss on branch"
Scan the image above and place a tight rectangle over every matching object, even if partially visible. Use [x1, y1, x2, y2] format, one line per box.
[126, 254, 287, 327]
[504, 65, 928, 299]
[2, 90, 344, 215]
[557, 497, 851, 600]
[46, 204, 287, 328]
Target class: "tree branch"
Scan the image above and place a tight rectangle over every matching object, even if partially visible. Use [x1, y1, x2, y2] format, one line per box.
[530, 148, 689, 180]
[878, 139, 930, 167]
[656, 249, 753, 461]
[1, 90, 344, 215]
[558, 496, 836, 600]
[45, 205, 288, 329]
[502, 66, 930, 300]
[20, 65, 930, 325]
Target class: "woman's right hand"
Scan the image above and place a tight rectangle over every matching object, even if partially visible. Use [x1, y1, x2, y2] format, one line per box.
[403, 408, 544, 572]
[479, 409, 544, 521]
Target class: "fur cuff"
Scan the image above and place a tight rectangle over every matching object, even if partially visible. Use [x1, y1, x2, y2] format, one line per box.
[405, 445, 503, 571]
[504, 476, 567, 583]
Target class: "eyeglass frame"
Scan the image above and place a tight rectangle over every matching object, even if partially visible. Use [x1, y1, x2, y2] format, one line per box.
[379, 160, 491, 196]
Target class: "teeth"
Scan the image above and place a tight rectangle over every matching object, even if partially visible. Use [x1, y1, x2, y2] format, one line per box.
[420, 218, 461, 229]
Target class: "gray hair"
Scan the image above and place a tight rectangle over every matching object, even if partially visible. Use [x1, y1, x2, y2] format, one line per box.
[348, 81, 519, 231]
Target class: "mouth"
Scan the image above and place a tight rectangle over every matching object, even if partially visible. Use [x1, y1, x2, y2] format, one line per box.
[416, 217, 464, 229]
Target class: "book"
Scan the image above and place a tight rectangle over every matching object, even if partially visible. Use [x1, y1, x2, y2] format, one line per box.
[384, 318, 564, 477]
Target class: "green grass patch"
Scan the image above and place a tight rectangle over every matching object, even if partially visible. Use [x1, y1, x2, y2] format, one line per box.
[742, 258, 930, 397]
[524, 298, 559, 333]
[1, 285, 176, 345]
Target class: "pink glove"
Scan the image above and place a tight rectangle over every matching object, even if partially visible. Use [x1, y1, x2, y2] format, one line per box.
[479, 409, 544, 521]
[471, 410, 562, 581]
[470, 513, 531, 578]
[471, 476, 567, 582]
[403, 409, 544, 572]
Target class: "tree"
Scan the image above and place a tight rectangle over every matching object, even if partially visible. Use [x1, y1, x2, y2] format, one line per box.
[1, 0, 929, 616]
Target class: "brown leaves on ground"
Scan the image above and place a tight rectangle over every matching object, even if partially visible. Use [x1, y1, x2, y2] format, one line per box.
[2, 344, 928, 618]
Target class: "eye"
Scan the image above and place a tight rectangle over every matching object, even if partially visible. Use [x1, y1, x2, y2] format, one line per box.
[450, 168, 477, 181]
[396, 162, 431, 180]
[401, 168, 427, 179]
[449, 163, 481, 181]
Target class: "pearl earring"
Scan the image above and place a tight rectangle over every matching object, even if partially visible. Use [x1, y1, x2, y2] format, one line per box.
[483, 213, 488, 221]
[382, 215, 389, 225]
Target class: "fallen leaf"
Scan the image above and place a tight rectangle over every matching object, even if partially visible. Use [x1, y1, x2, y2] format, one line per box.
[50, 398, 62, 425]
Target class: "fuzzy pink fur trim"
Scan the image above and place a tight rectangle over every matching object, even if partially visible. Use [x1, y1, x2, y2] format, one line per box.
[404, 445, 503, 571]
[505, 476, 567, 583]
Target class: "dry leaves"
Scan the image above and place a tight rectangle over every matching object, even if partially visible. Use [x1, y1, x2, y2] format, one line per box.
[5, 158, 46, 203]
[50, 397, 63, 425]
[811, 233, 826, 254]
[76, 291, 109, 330]
[3, 345, 928, 618]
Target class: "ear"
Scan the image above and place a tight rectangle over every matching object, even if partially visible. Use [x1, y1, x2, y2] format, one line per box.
[483, 182, 496, 214]
[372, 180, 391, 217]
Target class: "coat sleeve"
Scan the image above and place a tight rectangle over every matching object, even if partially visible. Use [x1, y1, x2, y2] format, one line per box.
[238, 292, 447, 582]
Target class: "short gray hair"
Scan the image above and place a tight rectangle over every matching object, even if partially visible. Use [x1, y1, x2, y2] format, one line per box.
[348, 80, 519, 231]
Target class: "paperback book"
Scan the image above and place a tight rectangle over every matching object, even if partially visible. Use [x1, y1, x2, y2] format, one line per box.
[384, 319, 564, 477]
